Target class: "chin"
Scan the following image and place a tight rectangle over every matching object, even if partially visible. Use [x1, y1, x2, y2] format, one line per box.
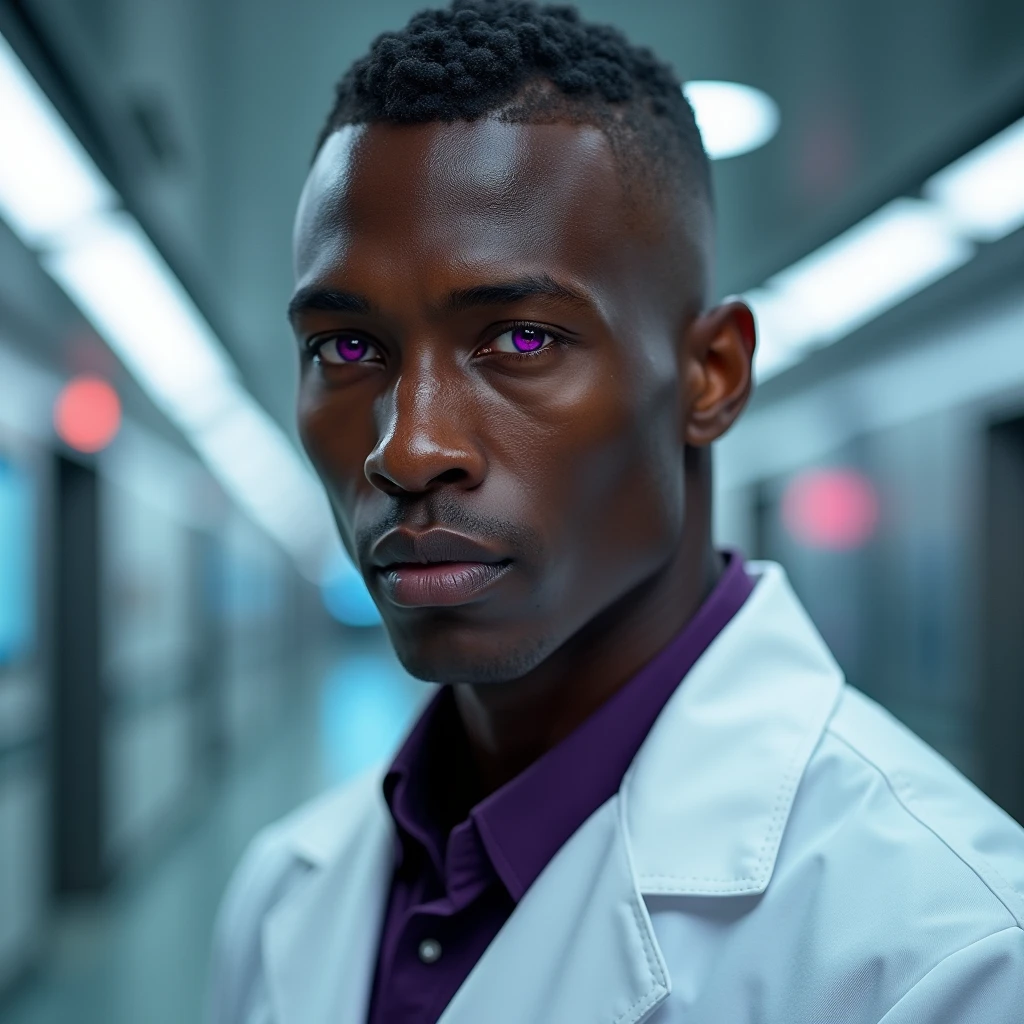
[384, 618, 554, 686]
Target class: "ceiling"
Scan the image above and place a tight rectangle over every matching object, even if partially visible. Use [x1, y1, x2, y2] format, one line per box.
[2, 0, 1023, 441]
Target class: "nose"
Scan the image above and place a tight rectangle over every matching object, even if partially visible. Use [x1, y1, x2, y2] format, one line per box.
[364, 361, 486, 496]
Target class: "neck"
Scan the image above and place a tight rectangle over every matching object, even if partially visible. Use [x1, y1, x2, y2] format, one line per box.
[452, 470, 721, 796]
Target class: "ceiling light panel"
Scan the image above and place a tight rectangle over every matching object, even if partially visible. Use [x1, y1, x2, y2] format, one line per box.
[683, 80, 780, 160]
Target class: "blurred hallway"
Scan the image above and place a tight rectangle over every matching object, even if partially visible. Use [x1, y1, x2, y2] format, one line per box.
[0, 636, 425, 1024]
[1, 1, 1023, 1020]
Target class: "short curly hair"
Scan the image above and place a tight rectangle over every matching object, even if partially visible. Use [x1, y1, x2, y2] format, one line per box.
[315, 0, 712, 210]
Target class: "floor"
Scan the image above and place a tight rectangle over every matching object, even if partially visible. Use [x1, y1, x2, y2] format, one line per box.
[0, 632, 425, 1024]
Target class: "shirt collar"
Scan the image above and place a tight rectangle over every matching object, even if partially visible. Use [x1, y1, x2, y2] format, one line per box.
[383, 551, 755, 901]
[382, 686, 474, 880]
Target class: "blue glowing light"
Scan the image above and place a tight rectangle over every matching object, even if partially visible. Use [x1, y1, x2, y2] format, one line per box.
[0, 459, 33, 664]
[321, 552, 382, 627]
[319, 652, 425, 782]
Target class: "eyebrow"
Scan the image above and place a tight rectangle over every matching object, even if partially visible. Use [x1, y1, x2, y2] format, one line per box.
[287, 273, 591, 323]
[287, 286, 372, 321]
[436, 274, 592, 316]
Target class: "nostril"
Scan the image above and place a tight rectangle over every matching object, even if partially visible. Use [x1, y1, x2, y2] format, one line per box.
[367, 471, 406, 496]
[433, 468, 467, 485]
[366, 466, 468, 496]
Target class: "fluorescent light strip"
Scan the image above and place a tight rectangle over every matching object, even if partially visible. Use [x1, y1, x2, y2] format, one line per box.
[750, 114, 1024, 383]
[0, 33, 115, 245]
[770, 199, 973, 339]
[750, 196, 983, 383]
[0, 30, 332, 573]
[746, 287, 812, 380]
[924, 115, 1024, 242]
[193, 397, 328, 529]
[43, 213, 239, 431]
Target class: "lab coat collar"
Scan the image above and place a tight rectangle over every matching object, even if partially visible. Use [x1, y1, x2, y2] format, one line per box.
[625, 560, 845, 896]
[261, 561, 844, 1023]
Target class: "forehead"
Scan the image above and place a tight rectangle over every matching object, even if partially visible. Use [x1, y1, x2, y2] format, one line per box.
[293, 119, 666, 294]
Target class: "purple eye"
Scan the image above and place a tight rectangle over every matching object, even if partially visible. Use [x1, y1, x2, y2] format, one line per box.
[318, 335, 375, 364]
[337, 337, 367, 361]
[511, 327, 545, 352]
[490, 325, 554, 355]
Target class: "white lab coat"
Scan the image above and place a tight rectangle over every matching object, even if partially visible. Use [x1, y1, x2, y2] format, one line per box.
[208, 562, 1024, 1023]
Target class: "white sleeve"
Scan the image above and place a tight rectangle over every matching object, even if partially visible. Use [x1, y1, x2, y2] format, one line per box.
[877, 926, 1024, 1024]
[205, 827, 309, 1024]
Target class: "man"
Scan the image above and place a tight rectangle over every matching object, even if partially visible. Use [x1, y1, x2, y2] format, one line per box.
[209, 2, 1024, 1021]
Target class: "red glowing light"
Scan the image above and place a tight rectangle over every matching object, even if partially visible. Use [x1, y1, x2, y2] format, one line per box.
[54, 376, 122, 453]
[781, 469, 879, 550]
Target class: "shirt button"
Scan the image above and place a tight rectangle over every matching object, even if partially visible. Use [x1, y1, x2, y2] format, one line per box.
[418, 938, 442, 964]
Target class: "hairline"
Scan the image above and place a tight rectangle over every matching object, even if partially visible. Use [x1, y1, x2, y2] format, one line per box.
[313, 83, 714, 302]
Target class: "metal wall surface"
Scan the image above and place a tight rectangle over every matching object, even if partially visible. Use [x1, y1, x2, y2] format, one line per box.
[717, 276, 1024, 820]
[0, 421, 49, 993]
[0, 339, 324, 997]
[746, 408, 982, 783]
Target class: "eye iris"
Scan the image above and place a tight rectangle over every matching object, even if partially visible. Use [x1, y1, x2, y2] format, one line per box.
[336, 336, 367, 362]
[511, 327, 545, 352]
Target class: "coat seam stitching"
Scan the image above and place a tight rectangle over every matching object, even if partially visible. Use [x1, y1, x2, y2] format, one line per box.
[827, 725, 1024, 927]
[633, 740, 810, 892]
[614, 789, 669, 1023]
[609, 898, 668, 1024]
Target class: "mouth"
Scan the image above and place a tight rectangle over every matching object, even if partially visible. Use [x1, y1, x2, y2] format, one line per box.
[375, 559, 513, 608]
[369, 527, 514, 608]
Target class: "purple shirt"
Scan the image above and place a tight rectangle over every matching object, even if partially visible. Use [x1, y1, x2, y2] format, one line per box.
[366, 552, 755, 1024]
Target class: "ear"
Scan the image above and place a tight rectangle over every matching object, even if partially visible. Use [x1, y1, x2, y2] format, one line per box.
[683, 299, 756, 447]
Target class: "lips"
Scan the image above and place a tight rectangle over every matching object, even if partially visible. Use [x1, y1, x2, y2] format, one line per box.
[370, 528, 512, 607]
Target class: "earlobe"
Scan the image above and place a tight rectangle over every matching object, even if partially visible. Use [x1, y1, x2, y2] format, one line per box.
[683, 300, 756, 447]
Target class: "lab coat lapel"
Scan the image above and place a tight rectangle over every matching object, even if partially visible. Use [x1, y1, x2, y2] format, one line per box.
[262, 778, 394, 1024]
[625, 561, 844, 896]
[439, 794, 670, 1024]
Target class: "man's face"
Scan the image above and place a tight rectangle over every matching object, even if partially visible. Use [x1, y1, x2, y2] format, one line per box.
[291, 118, 713, 684]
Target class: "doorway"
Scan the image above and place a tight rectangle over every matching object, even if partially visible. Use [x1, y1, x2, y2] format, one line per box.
[51, 454, 106, 893]
[981, 414, 1024, 825]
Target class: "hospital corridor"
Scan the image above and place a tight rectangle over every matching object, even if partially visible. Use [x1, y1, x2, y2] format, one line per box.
[1, 0, 1023, 1021]
[2, 634, 426, 1024]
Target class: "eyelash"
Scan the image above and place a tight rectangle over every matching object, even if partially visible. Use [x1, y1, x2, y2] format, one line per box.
[307, 334, 381, 366]
[483, 321, 572, 361]
[308, 321, 572, 366]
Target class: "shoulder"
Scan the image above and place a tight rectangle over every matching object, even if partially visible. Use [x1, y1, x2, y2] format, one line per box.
[206, 768, 386, 1024]
[763, 682, 1024, 1014]
[819, 686, 1024, 930]
[700, 685, 1024, 1020]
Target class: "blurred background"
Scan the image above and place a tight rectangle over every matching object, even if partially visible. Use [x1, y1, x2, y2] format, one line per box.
[0, 0, 1022, 1020]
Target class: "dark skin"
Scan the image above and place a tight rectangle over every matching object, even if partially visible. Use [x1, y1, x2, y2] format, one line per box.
[291, 116, 755, 796]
